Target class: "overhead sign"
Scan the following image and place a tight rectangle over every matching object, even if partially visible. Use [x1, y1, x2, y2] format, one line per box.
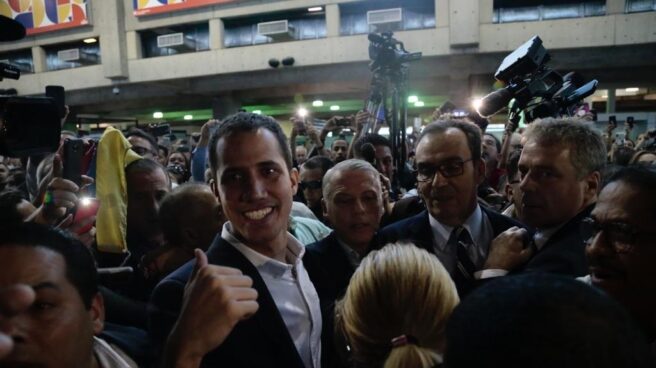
[0, 0, 90, 36]
[133, 0, 237, 16]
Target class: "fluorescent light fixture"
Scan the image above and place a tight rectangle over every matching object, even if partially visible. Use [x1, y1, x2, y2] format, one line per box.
[330, 105, 340, 111]
[153, 112, 163, 119]
[408, 95, 418, 103]
[414, 101, 425, 107]
[83, 38, 97, 44]
[625, 87, 639, 93]
[308, 6, 323, 12]
[297, 107, 309, 117]
[379, 127, 390, 136]
[253, 110, 262, 115]
[183, 115, 193, 120]
[406, 127, 413, 134]
[312, 100, 324, 107]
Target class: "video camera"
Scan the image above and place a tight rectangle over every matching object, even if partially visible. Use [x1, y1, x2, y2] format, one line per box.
[368, 32, 422, 72]
[476, 36, 598, 123]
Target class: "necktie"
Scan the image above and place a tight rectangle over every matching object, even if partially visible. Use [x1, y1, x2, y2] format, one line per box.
[450, 227, 477, 296]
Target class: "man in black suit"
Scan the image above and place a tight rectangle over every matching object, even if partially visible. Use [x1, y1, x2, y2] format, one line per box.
[377, 120, 523, 296]
[486, 118, 605, 277]
[306, 159, 385, 300]
[149, 112, 329, 367]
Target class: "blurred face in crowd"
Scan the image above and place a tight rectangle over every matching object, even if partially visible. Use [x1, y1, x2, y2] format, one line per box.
[416, 128, 484, 227]
[0, 246, 103, 368]
[157, 147, 168, 166]
[212, 129, 298, 255]
[295, 146, 308, 165]
[299, 166, 324, 210]
[482, 134, 499, 164]
[518, 141, 598, 228]
[504, 170, 523, 219]
[586, 180, 656, 335]
[323, 168, 383, 252]
[374, 144, 394, 180]
[331, 140, 348, 163]
[128, 136, 156, 160]
[126, 166, 170, 243]
[168, 152, 187, 169]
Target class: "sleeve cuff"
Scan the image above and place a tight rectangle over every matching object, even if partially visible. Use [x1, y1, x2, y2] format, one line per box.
[474, 269, 509, 279]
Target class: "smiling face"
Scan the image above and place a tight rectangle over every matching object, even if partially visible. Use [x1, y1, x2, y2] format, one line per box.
[323, 168, 383, 252]
[518, 140, 598, 229]
[212, 129, 298, 257]
[0, 246, 103, 368]
[416, 128, 484, 226]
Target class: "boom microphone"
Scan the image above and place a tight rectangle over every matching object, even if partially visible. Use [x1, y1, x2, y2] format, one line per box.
[476, 88, 513, 118]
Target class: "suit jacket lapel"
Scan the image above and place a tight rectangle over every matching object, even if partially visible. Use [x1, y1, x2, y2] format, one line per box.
[206, 238, 304, 366]
[408, 211, 435, 254]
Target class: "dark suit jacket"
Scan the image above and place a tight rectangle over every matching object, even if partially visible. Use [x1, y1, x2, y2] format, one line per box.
[306, 232, 357, 303]
[518, 205, 593, 277]
[148, 236, 333, 368]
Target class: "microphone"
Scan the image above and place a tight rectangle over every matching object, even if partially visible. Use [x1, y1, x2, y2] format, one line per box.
[476, 88, 513, 118]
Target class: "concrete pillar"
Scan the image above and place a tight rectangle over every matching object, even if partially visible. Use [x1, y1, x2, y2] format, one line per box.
[606, 0, 626, 15]
[436, 0, 449, 27]
[449, 0, 479, 47]
[447, 55, 473, 107]
[126, 31, 142, 60]
[95, 0, 128, 79]
[31, 46, 46, 73]
[209, 18, 224, 50]
[212, 95, 241, 119]
[606, 88, 616, 113]
[479, 0, 494, 24]
[326, 4, 340, 38]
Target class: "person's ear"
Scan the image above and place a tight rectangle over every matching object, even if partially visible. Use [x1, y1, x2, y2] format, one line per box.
[504, 183, 514, 202]
[89, 292, 104, 335]
[583, 171, 601, 203]
[322, 198, 328, 219]
[290, 168, 299, 195]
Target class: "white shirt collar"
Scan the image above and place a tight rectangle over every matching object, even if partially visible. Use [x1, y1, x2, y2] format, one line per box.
[533, 224, 564, 250]
[429, 205, 484, 251]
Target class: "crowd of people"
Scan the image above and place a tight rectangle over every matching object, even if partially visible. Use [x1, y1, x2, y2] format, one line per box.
[1, 107, 656, 368]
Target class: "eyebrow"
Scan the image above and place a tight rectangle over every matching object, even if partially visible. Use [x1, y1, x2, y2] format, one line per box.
[32, 282, 61, 292]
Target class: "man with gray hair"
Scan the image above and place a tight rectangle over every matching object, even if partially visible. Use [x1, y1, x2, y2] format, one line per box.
[306, 159, 385, 300]
[485, 117, 606, 277]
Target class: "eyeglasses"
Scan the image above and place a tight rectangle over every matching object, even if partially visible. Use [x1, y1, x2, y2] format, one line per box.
[580, 217, 653, 254]
[299, 180, 322, 190]
[414, 158, 474, 182]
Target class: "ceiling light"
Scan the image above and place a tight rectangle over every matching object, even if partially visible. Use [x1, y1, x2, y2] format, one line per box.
[153, 112, 163, 119]
[330, 105, 340, 111]
[625, 87, 639, 93]
[253, 110, 262, 114]
[312, 100, 324, 107]
[183, 115, 193, 120]
[308, 6, 323, 12]
[414, 101, 425, 107]
[297, 107, 309, 117]
[408, 95, 418, 103]
[83, 38, 97, 44]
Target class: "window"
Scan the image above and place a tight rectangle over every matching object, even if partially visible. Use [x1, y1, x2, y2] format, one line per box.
[43, 40, 101, 71]
[140, 23, 210, 58]
[625, 0, 656, 13]
[339, 0, 436, 36]
[493, 0, 605, 23]
[223, 9, 326, 48]
[0, 49, 34, 74]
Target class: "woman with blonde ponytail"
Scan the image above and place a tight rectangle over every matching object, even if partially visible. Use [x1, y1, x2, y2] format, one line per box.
[335, 243, 459, 368]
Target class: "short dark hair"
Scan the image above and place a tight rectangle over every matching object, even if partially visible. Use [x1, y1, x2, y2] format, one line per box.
[301, 156, 334, 175]
[353, 133, 392, 158]
[208, 112, 292, 175]
[125, 158, 171, 188]
[125, 128, 158, 153]
[0, 188, 27, 225]
[158, 144, 169, 158]
[445, 274, 653, 368]
[484, 133, 501, 152]
[0, 223, 98, 309]
[420, 120, 482, 161]
[605, 165, 656, 200]
[506, 149, 522, 180]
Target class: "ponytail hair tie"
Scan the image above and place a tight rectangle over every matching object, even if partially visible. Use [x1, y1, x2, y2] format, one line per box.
[391, 334, 419, 348]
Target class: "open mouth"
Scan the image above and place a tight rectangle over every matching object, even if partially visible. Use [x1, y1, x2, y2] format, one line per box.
[243, 207, 273, 220]
[589, 266, 624, 284]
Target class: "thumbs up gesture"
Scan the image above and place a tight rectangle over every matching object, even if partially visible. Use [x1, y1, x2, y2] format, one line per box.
[163, 249, 259, 367]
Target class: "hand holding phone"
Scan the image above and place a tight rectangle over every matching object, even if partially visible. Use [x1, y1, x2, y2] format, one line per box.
[71, 197, 99, 235]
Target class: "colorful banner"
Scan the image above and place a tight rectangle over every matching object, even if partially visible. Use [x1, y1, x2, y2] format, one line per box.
[0, 0, 89, 36]
[133, 0, 237, 16]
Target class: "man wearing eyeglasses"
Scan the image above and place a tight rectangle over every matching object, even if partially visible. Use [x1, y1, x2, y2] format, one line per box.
[299, 156, 334, 224]
[486, 118, 605, 277]
[582, 165, 656, 343]
[378, 120, 522, 296]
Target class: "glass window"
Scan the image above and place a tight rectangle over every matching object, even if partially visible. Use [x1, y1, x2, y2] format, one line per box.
[339, 0, 436, 36]
[626, 0, 656, 13]
[43, 41, 101, 71]
[0, 49, 34, 74]
[140, 23, 210, 58]
[493, 1, 606, 23]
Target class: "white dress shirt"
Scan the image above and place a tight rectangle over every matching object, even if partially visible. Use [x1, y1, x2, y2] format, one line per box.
[222, 223, 322, 368]
[428, 205, 494, 274]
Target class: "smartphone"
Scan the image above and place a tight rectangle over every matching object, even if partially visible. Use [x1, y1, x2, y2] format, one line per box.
[62, 138, 84, 186]
[73, 197, 99, 235]
[45, 85, 66, 119]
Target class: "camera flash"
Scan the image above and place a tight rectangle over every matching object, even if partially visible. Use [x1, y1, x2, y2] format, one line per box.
[297, 108, 308, 118]
[80, 197, 92, 206]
